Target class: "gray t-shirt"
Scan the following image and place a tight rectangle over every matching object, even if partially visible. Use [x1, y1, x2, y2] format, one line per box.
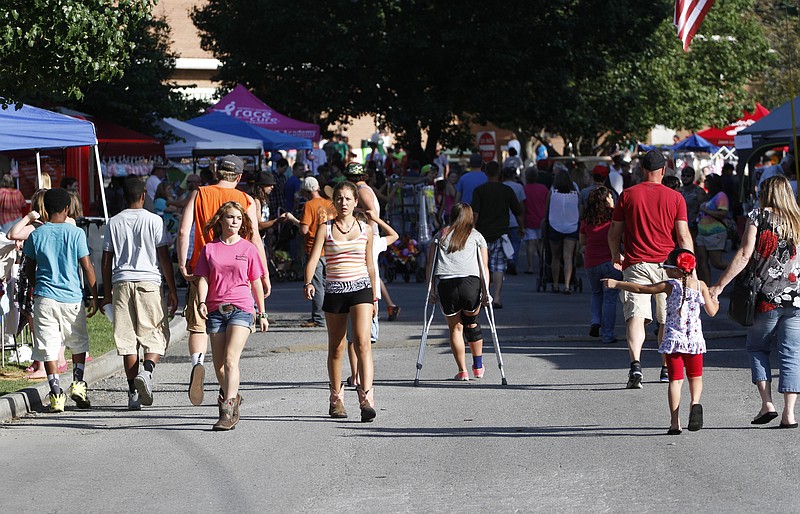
[103, 208, 169, 284]
[434, 228, 487, 278]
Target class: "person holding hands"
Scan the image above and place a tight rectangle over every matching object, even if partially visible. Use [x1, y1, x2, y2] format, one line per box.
[604, 248, 718, 435]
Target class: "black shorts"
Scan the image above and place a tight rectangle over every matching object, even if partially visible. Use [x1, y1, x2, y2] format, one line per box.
[323, 286, 373, 314]
[548, 228, 579, 242]
[437, 276, 481, 316]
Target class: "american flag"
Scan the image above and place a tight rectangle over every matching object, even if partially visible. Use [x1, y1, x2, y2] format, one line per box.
[674, 0, 716, 51]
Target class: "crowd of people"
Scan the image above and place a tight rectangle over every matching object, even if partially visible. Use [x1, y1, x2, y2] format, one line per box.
[6, 136, 800, 436]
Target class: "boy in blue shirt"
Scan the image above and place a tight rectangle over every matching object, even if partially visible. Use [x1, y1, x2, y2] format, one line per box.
[24, 188, 98, 412]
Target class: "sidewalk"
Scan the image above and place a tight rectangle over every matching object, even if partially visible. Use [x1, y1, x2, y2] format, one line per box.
[0, 314, 188, 423]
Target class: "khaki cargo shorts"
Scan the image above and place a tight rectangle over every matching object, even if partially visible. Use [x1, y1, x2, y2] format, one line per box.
[32, 296, 89, 362]
[112, 281, 170, 355]
[621, 262, 668, 325]
[184, 281, 206, 334]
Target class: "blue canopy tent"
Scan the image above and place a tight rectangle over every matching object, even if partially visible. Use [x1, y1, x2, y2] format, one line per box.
[669, 134, 720, 154]
[0, 103, 108, 218]
[186, 111, 313, 151]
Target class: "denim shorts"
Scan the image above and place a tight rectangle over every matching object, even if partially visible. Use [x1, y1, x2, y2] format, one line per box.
[206, 306, 254, 334]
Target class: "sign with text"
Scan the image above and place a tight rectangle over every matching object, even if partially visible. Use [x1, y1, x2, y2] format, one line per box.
[477, 131, 496, 163]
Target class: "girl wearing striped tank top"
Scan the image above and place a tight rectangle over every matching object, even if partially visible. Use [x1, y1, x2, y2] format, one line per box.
[304, 181, 378, 422]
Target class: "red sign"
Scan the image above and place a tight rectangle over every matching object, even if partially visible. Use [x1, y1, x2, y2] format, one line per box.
[477, 131, 496, 163]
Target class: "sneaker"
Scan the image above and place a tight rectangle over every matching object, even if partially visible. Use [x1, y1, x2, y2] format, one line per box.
[134, 370, 154, 406]
[48, 391, 66, 413]
[472, 367, 485, 379]
[626, 365, 643, 389]
[387, 305, 401, 321]
[589, 324, 600, 338]
[68, 380, 91, 408]
[301, 320, 323, 328]
[188, 363, 205, 406]
[454, 371, 469, 381]
[659, 366, 669, 383]
[128, 391, 142, 411]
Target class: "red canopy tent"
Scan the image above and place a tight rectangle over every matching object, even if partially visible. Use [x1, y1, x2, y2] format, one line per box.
[92, 117, 164, 157]
[209, 84, 320, 141]
[696, 103, 770, 147]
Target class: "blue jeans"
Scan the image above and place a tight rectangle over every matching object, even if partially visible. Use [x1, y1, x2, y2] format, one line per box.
[206, 306, 254, 334]
[746, 306, 800, 393]
[586, 262, 622, 343]
[304, 254, 326, 325]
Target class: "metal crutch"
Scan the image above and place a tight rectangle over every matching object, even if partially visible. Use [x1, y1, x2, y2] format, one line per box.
[414, 240, 440, 386]
[477, 247, 508, 385]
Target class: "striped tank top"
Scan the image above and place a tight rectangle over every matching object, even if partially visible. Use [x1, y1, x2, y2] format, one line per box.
[324, 220, 370, 293]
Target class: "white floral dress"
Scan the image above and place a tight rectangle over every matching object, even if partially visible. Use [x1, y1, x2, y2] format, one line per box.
[659, 279, 706, 355]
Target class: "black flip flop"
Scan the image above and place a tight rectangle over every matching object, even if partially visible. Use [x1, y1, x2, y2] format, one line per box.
[779, 422, 799, 429]
[687, 404, 703, 431]
[666, 428, 682, 435]
[751, 411, 779, 425]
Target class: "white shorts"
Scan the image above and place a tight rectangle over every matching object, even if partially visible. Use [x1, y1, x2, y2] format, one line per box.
[523, 228, 542, 241]
[32, 296, 89, 362]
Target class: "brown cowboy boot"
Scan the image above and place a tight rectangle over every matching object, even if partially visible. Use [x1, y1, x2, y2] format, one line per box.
[357, 387, 376, 423]
[213, 398, 237, 431]
[329, 383, 347, 418]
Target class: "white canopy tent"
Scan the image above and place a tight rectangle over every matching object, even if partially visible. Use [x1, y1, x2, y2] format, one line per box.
[157, 118, 263, 159]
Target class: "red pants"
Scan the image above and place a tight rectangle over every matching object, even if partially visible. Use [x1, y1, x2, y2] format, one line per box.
[665, 353, 703, 381]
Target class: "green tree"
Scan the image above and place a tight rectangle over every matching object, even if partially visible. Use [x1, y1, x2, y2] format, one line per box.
[64, 15, 209, 136]
[752, 1, 800, 110]
[192, 0, 770, 160]
[0, 0, 156, 109]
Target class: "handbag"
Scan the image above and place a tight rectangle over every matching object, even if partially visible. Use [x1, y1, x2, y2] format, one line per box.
[728, 267, 756, 326]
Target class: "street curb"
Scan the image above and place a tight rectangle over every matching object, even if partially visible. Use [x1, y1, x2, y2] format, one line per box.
[0, 316, 188, 424]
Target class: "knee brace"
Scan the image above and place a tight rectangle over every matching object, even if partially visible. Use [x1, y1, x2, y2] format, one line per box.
[461, 313, 482, 342]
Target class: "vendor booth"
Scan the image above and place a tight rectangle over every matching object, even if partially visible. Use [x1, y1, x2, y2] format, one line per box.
[0, 104, 106, 363]
[186, 111, 313, 151]
[736, 97, 800, 168]
[0, 103, 107, 217]
[209, 84, 320, 141]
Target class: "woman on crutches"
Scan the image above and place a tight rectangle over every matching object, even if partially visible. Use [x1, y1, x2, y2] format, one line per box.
[425, 203, 490, 380]
[304, 181, 378, 422]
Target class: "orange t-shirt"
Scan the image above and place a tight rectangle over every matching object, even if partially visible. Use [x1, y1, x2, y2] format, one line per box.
[300, 196, 336, 254]
[189, 185, 252, 270]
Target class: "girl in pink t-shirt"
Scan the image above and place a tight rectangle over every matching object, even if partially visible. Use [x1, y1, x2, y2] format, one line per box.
[194, 201, 268, 431]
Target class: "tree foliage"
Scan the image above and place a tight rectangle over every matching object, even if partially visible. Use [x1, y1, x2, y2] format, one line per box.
[0, 0, 156, 109]
[192, 0, 770, 159]
[752, 1, 800, 111]
[63, 15, 209, 136]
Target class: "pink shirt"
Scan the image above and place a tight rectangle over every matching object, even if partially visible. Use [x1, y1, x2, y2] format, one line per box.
[523, 183, 548, 229]
[193, 238, 265, 314]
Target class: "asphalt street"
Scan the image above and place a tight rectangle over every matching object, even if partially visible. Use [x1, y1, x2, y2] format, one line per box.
[1, 268, 798, 513]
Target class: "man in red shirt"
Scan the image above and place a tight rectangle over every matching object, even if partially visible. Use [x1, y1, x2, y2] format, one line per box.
[608, 150, 693, 389]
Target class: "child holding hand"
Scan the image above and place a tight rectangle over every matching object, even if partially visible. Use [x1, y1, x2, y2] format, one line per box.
[603, 248, 719, 435]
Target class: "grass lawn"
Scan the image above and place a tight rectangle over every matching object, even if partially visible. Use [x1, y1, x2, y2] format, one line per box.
[0, 313, 114, 396]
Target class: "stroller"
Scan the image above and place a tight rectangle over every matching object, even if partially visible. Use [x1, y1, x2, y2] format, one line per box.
[535, 222, 583, 293]
[269, 249, 297, 282]
[382, 236, 426, 283]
